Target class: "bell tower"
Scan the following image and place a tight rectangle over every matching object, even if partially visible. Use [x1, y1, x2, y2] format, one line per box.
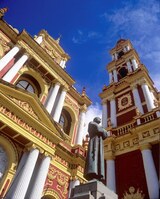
[99, 39, 160, 199]
[100, 38, 159, 130]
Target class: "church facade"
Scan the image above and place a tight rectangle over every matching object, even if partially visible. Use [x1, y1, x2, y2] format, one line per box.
[0, 8, 91, 199]
[0, 8, 159, 199]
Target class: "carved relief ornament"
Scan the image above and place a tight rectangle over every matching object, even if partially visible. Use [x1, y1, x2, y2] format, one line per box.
[118, 93, 132, 111]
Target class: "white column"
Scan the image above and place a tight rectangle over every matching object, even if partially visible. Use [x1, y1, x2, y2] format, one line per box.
[106, 159, 116, 193]
[131, 58, 138, 70]
[0, 45, 20, 71]
[68, 179, 80, 197]
[114, 53, 118, 60]
[53, 87, 67, 122]
[102, 100, 107, 128]
[2, 53, 29, 82]
[75, 106, 86, 145]
[141, 83, 155, 111]
[113, 69, 118, 82]
[60, 59, 66, 68]
[110, 97, 117, 127]
[140, 144, 159, 199]
[45, 82, 60, 114]
[111, 54, 114, 61]
[5, 152, 28, 198]
[126, 45, 130, 51]
[131, 85, 144, 114]
[109, 72, 113, 83]
[11, 148, 39, 199]
[35, 35, 43, 44]
[28, 155, 51, 199]
[126, 61, 132, 73]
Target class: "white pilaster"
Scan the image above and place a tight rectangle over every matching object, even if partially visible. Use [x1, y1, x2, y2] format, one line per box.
[102, 100, 108, 128]
[114, 53, 118, 60]
[131, 58, 138, 70]
[110, 97, 117, 127]
[141, 83, 155, 111]
[126, 61, 132, 73]
[75, 106, 86, 145]
[106, 159, 116, 193]
[45, 82, 60, 114]
[68, 179, 80, 197]
[140, 144, 159, 199]
[2, 54, 29, 82]
[28, 155, 51, 199]
[11, 148, 39, 199]
[131, 85, 144, 114]
[53, 87, 67, 122]
[0, 45, 20, 71]
[109, 72, 112, 83]
[113, 70, 118, 82]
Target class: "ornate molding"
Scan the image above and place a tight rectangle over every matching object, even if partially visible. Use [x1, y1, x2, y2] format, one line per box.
[118, 93, 132, 111]
[10, 97, 39, 120]
[0, 36, 10, 53]
[122, 186, 145, 199]
[0, 105, 55, 149]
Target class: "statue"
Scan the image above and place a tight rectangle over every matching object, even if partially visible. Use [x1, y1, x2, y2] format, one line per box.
[84, 117, 108, 181]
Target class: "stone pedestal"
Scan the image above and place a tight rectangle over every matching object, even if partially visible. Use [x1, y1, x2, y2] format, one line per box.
[69, 180, 118, 199]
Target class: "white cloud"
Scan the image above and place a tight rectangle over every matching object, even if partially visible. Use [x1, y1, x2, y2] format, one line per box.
[151, 74, 160, 91]
[72, 30, 102, 44]
[102, 0, 160, 86]
[83, 103, 102, 139]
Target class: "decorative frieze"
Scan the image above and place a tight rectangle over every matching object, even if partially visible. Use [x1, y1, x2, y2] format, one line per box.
[0, 105, 55, 148]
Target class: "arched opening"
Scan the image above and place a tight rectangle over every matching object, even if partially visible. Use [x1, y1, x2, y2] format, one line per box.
[16, 74, 41, 97]
[118, 67, 128, 79]
[59, 109, 72, 135]
[118, 50, 124, 59]
[0, 146, 8, 181]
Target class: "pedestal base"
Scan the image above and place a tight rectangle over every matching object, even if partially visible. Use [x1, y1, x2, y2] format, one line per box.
[69, 180, 118, 199]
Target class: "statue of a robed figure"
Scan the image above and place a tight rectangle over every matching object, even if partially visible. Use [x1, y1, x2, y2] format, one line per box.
[84, 117, 108, 181]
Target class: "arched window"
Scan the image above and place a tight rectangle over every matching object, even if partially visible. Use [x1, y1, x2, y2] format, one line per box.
[16, 74, 41, 96]
[59, 109, 72, 135]
[118, 67, 128, 80]
[0, 146, 8, 181]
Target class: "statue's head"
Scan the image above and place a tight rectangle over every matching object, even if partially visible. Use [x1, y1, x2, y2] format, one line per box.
[93, 117, 101, 124]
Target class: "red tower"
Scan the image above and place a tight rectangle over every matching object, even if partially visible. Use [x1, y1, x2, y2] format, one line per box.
[99, 39, 160, 199]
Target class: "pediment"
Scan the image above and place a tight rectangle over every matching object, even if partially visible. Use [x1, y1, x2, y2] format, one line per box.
[0, 81, 63, 137]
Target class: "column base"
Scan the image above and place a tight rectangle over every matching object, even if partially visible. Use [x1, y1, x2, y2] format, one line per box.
[69, 180, 118, 199]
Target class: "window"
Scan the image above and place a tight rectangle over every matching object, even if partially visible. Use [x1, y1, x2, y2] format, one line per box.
[16, 74, 41, 96]
[0, 146, 8, 181]
[16, 80, 35, 93]
[59, 109, 72, 135]
[118, 67, 128, 79]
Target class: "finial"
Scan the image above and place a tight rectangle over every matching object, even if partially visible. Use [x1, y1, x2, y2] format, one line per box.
[0, 7, 8, 18]
[56, 34, 62, 44]
[82, 87, 86, 97]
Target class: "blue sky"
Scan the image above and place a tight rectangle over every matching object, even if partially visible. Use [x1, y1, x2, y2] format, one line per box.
[1, 0, 160, 124]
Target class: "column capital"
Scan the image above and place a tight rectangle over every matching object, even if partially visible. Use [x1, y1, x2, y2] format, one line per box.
[130, 84, 137, 90]
[25, 143, 44, 153]
[102, 98, 107, 104]
[139, 78, 147, 86]
[139, 143, 151, 151]
[107, 94, 115, 101]
[80, 104, 87, 112]
[61, 85, 69, 92]
[43, 151, 53, 160]
[52, 80, 61, 86]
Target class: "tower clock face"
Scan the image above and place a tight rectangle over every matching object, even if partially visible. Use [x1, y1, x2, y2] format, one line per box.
[118, 93, 132, 111]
